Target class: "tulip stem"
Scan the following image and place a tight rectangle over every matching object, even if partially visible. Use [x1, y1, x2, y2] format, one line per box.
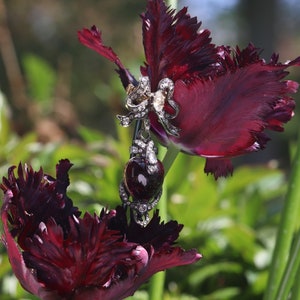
[263, 131, 300, 300]
[148, 188, 167, 300]
[291, 259, 300, 299]
[148, 145, 179, 300]
[274, 229, 300, 300]
[162, 145, 180, 176]
[148, 270, 166, 300]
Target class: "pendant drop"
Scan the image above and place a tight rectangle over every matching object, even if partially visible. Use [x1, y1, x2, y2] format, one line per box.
[119, 132, 164, 226]
[117, 76, 179, 226]
[124, 156, 164, 201]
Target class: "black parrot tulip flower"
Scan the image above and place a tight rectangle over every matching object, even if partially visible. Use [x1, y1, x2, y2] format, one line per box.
[0, 160, 200, 300]
[78, 0, 300, 178]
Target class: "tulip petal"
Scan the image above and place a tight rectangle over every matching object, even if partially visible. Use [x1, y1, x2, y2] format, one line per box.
[103, 207, 201, 299]
[154, 47, 300, 177]
[78, 26, 136, 88]
[171, 65, 293, 155]
[22, 212, 139, 296]
[141, 0, 218, 90]
[105, 247, 201, 300]
[204, 158, 234, 179]
[1, 203, 42, 296]
[0, 160, 80, 249]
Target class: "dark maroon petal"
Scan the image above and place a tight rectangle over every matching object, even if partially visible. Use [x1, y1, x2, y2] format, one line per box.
[150, 47, 299, 178]
[1, 207, 43, 296]
[140, 246, 201, 280]
[102, 207, 201, 300]
[22, 212, 140, 298]
[78, 25, 136, 88]
[52, 159, 72, 194]
[109, 247, 201, 300]
[264, 83, 297, 131]
[216, 43, 262, 72]
[141, 0, 218, 90]
[0, 160, 80, 249]
[70, 246, 149, 300]
[108, 206, 201, 288]
[108, 206, 182, 249]
[204, 158, 234, 180]
[128, 210, 183, 249]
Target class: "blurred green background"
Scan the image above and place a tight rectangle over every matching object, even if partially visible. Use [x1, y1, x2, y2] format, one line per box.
[0, 0, 300, 299]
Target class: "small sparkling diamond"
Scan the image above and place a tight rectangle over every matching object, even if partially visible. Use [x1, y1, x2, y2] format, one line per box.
[138, 203, 148, 213]
[152, 90, 165, 112]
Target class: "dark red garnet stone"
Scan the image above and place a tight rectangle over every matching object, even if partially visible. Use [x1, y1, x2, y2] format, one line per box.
[124, 156, 164, 201]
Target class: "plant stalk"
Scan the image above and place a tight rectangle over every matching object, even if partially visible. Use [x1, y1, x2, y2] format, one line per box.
[148, 144, 179, 300]
[275, 230, 300, 300]
[264, 131, 300, 300]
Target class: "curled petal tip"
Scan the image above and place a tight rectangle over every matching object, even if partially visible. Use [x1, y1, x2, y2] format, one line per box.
[196, 253, 203, 260]
[78, 25, 136, 88]
[204, 158, 234, 179]
[286, 79, 299, 93]
[132, 245, 149, 272]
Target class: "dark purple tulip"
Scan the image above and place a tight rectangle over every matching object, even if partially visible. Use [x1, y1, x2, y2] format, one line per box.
[1, 160, 201, 300]
[78, 0, 300, 178]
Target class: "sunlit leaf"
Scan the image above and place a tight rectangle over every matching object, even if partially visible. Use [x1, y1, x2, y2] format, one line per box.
[23, 54, 56, 104]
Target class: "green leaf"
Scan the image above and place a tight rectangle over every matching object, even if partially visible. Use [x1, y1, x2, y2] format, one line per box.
[264, 131, 300, 300]
[22, 54, 56, 104]
[188, 262, 243, 287]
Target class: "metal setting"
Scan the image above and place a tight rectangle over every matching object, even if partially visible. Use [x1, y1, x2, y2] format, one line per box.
[130, 133, 159, 174]
[119, 129, 163, 226]
[117, 76, 180, 137]
[118, 76, 180, 226]
[119, 178, 162, 227]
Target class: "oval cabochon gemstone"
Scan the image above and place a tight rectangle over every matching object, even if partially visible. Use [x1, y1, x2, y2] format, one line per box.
[124, 156, 164, 201]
